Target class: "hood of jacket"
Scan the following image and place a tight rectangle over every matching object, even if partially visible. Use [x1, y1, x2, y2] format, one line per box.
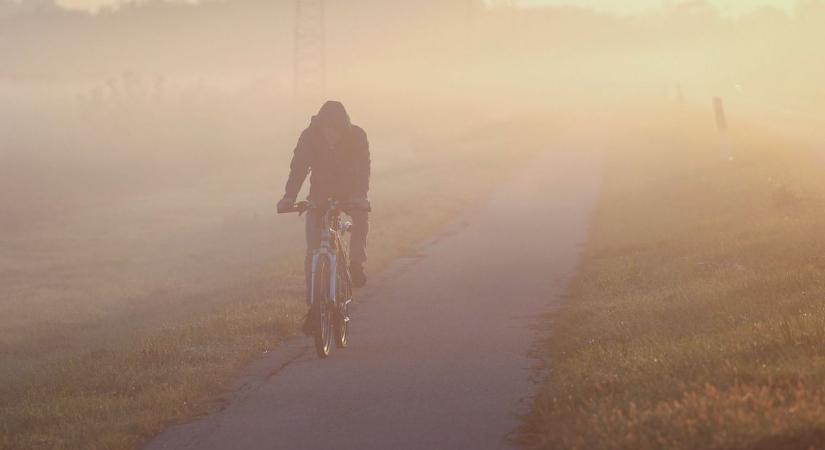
[311, 100, 351, 132]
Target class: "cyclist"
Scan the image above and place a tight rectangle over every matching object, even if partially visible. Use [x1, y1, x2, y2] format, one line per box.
[277, 101, 370, 331]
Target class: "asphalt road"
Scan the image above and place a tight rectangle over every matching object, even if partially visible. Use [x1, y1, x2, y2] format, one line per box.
[145, 146, 600, 450]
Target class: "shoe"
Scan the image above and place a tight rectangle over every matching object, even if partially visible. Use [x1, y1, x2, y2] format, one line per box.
[302, 309, 317, 336]
[351, 262, 367, 288]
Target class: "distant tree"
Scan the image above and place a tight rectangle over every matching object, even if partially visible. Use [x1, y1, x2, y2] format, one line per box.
[796, 0, 825, 20]
[670, 0, 719, 20]
[0, 0, 62, 21]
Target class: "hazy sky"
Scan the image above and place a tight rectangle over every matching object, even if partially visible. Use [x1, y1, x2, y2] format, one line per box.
[56, 0, 795, 15]
[520, 0, 794, 15]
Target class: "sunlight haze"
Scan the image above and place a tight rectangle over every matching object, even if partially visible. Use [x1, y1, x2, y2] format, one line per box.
[55, 0, 797, 15]
[4, 0, 825, 447]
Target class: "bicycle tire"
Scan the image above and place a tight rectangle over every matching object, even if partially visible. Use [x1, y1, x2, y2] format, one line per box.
[334, 264, 351, 349]
[312, 257, 333, 358]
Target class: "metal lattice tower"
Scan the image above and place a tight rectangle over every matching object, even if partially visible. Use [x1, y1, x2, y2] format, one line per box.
[489, 0, 516, 8]
[293, 0, 326, 113]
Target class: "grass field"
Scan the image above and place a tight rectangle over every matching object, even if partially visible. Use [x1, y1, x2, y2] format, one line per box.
[0, 113, 550, 450]
[518, 110, 825, 449]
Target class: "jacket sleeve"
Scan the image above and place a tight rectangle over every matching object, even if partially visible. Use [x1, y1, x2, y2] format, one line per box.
[351, 127, 371, 198]
[284, 130, 312, 200]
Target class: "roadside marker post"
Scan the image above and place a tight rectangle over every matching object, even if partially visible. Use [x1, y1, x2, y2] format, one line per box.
[714, 96, 733, 161]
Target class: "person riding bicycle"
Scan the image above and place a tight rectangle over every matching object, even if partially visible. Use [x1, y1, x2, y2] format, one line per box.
[277, 101, 371, 325]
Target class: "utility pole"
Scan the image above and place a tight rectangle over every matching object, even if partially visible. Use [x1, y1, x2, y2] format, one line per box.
[293, 0, 326, 119]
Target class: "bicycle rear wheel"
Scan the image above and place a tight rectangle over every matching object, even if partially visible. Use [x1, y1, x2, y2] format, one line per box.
[312, 257, 333, 358]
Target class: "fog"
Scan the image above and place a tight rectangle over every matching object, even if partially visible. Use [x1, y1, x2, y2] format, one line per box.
[2, 0, 825, 379]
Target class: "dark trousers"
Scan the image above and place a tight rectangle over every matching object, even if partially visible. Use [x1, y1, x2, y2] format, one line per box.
[304, 209, 369, 304]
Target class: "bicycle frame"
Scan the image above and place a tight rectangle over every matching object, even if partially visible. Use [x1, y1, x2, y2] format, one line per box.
[308, 201, 352, 308]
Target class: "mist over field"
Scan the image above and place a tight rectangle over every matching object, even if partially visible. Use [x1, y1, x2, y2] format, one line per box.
[3, 0, 823, 223]
[2, 1, 825, 448]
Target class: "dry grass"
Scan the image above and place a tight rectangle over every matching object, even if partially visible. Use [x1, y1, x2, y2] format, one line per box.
[517, 111, 825, 449]
[0, 116, 550, 450]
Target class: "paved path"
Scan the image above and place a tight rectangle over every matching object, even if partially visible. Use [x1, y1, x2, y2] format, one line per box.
[146, 144, 600, 450]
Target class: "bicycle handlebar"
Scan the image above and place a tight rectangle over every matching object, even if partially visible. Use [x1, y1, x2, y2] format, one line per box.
[278, 199, 371, 215]
[277, 201, 310, 214]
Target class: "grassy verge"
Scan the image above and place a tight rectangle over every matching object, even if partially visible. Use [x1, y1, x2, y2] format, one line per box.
[518, 112, 825, 449]
[0, 117, 550, 450]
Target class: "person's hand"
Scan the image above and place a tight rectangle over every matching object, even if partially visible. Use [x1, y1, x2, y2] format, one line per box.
[277, 196, 296, 213]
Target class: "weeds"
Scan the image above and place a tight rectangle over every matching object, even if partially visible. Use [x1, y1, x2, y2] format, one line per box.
[518, 114, 825, 449]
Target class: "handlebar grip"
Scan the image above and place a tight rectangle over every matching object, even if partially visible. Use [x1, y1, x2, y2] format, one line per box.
[278, 201, 310, 214]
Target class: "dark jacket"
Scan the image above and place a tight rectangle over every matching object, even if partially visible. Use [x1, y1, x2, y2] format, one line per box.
[284, 105, 370, 202]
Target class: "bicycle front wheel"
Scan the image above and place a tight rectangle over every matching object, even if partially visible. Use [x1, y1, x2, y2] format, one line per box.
[334, 264, 351, 349]
[311, 257, 333, 358]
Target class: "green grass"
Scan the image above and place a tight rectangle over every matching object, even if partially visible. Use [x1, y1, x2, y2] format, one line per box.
[0, 117, 550, 450]
[517, 112, 825, 449]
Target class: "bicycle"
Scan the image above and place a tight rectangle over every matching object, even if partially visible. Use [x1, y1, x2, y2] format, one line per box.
[279, 198, 360, 358]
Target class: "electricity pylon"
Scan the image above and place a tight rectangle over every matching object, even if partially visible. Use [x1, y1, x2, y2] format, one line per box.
[489, 0, 516, 8]
[293, 0, 326, 116]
